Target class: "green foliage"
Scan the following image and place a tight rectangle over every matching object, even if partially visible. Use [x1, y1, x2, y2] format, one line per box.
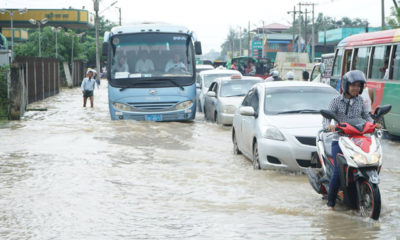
[14, 16, 116, 66]
[0, 65, 10, 118]
[387, 3, 400, 28]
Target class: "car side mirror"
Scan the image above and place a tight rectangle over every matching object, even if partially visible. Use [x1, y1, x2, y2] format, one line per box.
[239, 106, 255, 116]
[196, 83, 200, 88]
[206, 91, 216, 97]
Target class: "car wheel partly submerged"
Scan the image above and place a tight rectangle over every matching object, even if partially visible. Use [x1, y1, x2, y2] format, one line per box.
[253, 142, 261, 170]
[233, 130, 241, 155]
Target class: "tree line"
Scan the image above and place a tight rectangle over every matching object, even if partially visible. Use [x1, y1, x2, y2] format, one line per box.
[14, 16, 116, 67]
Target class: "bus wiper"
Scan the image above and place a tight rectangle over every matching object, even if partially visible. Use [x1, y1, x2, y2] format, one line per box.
[119, 81, 151, 91]
[277, 109, 320, 114]
[157, 78, 184, 90]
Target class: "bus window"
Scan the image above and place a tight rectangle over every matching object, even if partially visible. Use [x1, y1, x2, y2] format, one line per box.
[352, 47, 370, 75]
[370, 45, 391, 80]
[343, 50, 352, 73]
[332, 48, 344, 78]
[391, 45, 400, 80]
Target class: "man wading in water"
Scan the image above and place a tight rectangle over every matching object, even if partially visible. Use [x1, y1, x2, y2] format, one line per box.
[81, 69, 96, 108]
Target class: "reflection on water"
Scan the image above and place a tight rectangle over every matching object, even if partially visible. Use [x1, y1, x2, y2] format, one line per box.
[0, 80, 399, 239]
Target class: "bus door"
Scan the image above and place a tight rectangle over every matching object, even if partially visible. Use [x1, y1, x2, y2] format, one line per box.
[330, 48, 344, 91]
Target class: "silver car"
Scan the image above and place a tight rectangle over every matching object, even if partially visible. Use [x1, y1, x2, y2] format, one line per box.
[232, 81, 339, 172]
[203, 76, 263, 125]
[197, 69, 242, 112]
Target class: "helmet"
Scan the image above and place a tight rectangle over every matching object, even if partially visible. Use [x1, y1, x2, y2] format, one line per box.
[342, 70, 366, 95]
[286, 71, 294, 80]
[272, 70, 279, 77]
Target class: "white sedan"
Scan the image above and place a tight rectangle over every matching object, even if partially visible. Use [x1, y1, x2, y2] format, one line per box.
[232, 81, 339, 172]
[196, 68, 242, 112]
[203, 76, 263, 125]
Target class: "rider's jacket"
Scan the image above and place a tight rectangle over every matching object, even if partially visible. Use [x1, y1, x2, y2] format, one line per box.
[322, 94, 373, 140]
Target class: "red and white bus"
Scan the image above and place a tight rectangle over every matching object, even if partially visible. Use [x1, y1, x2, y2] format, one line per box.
[330, 29, 400, 137]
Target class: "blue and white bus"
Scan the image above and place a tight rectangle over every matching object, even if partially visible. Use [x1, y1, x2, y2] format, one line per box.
[102, 22, 202, 121]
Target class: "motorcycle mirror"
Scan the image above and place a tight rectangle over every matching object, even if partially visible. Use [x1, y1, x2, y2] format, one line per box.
[320, 109, 339, 123]
[375, 105, 392, 119]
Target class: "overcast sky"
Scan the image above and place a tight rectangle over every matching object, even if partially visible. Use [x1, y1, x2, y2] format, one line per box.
[3, 0, 396, 53]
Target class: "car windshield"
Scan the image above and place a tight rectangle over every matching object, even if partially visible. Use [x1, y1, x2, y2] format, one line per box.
[264, 86, 339, 115]
[203, 73, 238, 88]
[220, 80, 262, 97]
[109, 33, 195, 88]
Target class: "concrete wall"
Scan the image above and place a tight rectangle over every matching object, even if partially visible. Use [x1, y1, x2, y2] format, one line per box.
[8, 63, 27, 120]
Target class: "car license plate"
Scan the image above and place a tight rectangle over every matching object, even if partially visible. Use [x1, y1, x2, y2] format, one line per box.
[145, 114, 162, 121]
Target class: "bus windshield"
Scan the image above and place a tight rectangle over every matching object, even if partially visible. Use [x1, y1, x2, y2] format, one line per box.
[109, 33, 195, 88]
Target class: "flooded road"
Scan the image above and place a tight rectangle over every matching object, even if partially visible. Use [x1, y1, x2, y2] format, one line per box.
[0, 81, 399, 239]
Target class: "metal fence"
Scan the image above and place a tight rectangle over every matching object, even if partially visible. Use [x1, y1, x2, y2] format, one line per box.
[72, 60, 86, 87]
[14, 57, 61, 104]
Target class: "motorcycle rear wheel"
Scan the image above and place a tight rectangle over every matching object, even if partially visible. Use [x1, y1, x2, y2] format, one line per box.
[358, 181, 381, 220]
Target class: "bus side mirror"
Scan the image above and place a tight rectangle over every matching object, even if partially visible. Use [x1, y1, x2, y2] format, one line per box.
[102, 42, 108, 57]
[195, 41, 202, 55]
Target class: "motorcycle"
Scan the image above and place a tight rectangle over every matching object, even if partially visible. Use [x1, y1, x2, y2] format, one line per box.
[306, 105, 392, 220]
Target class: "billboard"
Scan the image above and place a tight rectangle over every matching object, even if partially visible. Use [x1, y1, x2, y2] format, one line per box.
[0, 9, 94, 29]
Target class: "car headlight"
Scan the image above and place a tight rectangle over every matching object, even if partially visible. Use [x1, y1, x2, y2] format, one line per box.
[263, 126, 286, 141]
[175, 100, 193, 110]
[222, 105, 236, 114]
[113, 102, 132, 111]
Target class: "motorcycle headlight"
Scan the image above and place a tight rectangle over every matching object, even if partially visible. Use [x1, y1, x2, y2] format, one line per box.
[175, 100, 193, 110]
[113, 102, 132, 111]
[222, 105, 236, 114]
[369, 152, 381, 164]
[263, 126, 286, 141]
[353, 153, 368, 165]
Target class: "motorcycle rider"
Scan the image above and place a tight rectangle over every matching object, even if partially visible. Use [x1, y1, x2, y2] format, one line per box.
[322, 70, 381, 210]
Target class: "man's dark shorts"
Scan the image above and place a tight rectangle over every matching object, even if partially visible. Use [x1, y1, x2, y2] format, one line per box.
[83, 90, 93, 98]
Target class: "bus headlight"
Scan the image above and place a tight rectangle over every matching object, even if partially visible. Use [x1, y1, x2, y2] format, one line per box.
[222, 105, 236, 114]
[112, 102, 132, 111]
[175, 100, 193, 110]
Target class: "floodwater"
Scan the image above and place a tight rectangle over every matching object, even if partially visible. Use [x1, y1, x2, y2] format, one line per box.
[0, 81, 399, 240]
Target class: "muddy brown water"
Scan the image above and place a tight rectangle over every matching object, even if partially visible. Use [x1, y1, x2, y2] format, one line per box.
[0, 81, 399, 239]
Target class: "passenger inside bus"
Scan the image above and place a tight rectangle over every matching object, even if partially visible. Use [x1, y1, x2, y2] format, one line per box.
[165, 53, 187, 73]
[111, 54, 129, 75]
[379, 59, 389, 80]
[135, 51, 155, 73]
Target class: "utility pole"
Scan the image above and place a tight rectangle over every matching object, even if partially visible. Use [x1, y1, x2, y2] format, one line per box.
[262, 20, 265, 58]
[118, 7, 121, 26]
[248, 21, 250, 57]
[239, 26, 242, 56]
[300, 2, 316, 62]
[304, 8, 309, 51]
[381, 0, 385, 30]
[288, 6, 301, 52]
[298, 3, 302, 53]
[94, 0, 100, 80]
